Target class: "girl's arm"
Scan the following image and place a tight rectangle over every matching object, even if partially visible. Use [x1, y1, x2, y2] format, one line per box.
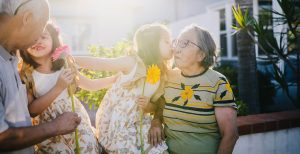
[74, 56, 136, 74]
[136, 96, 158, 113]
[28, 69, 75, 117]
[78, 73, 118, 91]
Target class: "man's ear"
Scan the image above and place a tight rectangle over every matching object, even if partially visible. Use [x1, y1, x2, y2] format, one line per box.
[22, 11, 33, 26]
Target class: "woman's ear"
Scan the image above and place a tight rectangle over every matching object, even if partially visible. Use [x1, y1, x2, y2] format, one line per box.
[197, 51, 205, 63]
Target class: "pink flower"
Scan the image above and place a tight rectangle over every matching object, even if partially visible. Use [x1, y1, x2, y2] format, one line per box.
[52, 45, 71, 61]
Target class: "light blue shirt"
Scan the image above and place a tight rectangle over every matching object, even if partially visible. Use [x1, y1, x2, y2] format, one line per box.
[0, 45, 34, 154]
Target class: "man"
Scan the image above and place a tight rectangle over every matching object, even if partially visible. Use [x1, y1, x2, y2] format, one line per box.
[0, 0, 81, 153]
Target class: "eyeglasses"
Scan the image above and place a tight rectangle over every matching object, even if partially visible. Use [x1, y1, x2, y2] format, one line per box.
[14, 0, 33, 15]
[172, 39, 202, 50]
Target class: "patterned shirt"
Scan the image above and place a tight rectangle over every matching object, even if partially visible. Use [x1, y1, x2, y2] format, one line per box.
[163, 68, 236, 154]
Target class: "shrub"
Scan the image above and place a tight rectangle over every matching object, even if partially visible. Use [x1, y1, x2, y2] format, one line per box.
[75, 41, 132, 109]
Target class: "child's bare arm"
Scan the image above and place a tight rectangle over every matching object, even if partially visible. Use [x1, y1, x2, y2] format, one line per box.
[28, 69, 74, 117]
[74, 56, 136, 74]
[136, 96, 158, 113]
[78, 73, 118, 91]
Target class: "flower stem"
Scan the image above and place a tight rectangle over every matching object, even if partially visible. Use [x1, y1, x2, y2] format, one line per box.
[65, 58, 80, 154]
[140, 80, 146, 154]
[70, 93, 80, 154]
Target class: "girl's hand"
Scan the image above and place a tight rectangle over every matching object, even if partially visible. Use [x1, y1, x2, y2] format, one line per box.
[55, 69, 75, 91]
[137, 96, 151, 112]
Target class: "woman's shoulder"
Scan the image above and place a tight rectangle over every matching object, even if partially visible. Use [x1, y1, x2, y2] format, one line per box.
[205, 68, 228, 83]
[167, 68, 180, 74]
[166, 68, 181, 80]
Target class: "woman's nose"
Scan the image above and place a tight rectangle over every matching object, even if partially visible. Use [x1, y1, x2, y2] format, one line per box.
[171, 47, 175, 54]
[174, 47, 181, 54]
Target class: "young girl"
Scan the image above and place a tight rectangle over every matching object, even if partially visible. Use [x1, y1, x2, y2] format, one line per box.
[20, 23, 117, 154]
[74, 24, 173, 154]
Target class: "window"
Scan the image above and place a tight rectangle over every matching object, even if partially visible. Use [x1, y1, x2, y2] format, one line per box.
[232, 17, 238, 57]
[72, 23, 91, 52]
[218, 6, 237, 59]
[257, 0, 273, 55]
[219, 9, 227, 57]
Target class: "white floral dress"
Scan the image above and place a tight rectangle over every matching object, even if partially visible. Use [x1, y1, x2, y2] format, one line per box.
[96, 57, 168, 154]
[32, 69, 100, 154]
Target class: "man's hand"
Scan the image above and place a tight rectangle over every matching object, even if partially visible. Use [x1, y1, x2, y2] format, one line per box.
[0, 112, 81, 151]
[148, 119, 165, 147]
[52, 112, 81, 135]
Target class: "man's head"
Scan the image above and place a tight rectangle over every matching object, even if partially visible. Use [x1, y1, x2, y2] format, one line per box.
[0, 0, 50, 51]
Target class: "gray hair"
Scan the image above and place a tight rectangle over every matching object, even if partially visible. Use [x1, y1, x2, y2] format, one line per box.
[0, 0, 49, 19]
[181, 24, 217, 68]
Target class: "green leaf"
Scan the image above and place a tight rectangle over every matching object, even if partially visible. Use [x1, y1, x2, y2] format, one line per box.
[220, 91, 227, 99]
[219, 77, 227, 83]
[191, 84, 200, 89]
[183, 100, 188, 106]
[181, 83, 185, 90]
[194, 95, 201, 101]
[172, 96, 181, 102]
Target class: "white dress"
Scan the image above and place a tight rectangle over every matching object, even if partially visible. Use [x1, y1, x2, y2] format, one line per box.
[95, 59, 168, 154]
[32, 69, 99, 154]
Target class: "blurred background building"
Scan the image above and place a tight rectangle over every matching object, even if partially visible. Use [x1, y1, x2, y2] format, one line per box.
[50, 0, 279, 60]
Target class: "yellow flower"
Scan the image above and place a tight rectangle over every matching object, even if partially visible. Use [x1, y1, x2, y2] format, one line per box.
[146, 64, 161, 84]
[181, 86, 194, 100]
[225, 83, 233, 93]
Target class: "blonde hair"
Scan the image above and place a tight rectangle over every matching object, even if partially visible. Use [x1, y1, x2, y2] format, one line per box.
[133, 23, 171, 75]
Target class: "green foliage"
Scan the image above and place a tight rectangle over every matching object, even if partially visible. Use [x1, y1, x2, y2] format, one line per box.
[75, 41, 132, 110]
[214, 65, 239, 98]
[232, 5, 254, 31]
[232, 1, 300, 105]
[214, 65, 248, 116]
[236, 100, 249, 116]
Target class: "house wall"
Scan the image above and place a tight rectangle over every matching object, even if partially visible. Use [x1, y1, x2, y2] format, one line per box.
[169, 12, 219, 46]
[49, 0, 226, 55]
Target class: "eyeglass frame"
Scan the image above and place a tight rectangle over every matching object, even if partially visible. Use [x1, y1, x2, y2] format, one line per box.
[172, 39, 202, 51]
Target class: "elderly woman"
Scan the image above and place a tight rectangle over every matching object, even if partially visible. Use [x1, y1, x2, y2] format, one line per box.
[145, 25, 239, 154]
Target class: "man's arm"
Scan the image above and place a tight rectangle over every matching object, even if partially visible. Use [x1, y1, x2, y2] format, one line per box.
[153, 96, 165, 122]
[148, 96, 165, 146]
[215, 107, 239, 154]
[0, 112, 81, 152]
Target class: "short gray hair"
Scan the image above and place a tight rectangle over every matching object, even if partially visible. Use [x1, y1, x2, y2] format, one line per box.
[181, 24, 217, 68]
[0, 0, 49, 19]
